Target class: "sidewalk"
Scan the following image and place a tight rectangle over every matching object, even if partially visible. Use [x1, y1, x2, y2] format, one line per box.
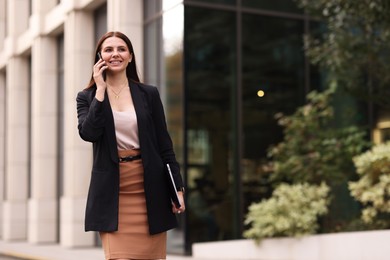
[0, 241, 193, 260]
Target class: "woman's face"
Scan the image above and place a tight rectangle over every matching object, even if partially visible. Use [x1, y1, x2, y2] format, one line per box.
[100, 36, 132, 74]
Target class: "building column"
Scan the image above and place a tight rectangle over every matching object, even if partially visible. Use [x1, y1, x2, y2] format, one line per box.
[60, 9, 94, 247]
[27, 0, 59, 244]
[107, 0, 144, 79]
[2, 0, 31, 241]
[28, 36, 58, 243]
[0, 71, 5, 237]
[3, 57, 30, 241]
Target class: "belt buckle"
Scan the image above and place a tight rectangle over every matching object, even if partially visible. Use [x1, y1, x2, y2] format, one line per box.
[119, 155, 134, 163]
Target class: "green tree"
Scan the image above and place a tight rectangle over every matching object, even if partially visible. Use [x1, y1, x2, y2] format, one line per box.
[295, 0, 390, 107]
[268, 86, 367, 187]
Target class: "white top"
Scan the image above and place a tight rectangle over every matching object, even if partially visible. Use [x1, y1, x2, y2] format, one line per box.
[112, 107, 140, 150]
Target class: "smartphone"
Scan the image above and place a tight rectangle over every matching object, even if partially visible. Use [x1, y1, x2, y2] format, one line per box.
[97, 52, 106, 80]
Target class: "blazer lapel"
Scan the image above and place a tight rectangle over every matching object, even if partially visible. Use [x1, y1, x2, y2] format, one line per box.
[130, 81, 149, 168]
[102, 90, 119, 163]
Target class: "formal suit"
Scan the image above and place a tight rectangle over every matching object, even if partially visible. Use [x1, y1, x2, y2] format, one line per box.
[76, 81, 183, 235]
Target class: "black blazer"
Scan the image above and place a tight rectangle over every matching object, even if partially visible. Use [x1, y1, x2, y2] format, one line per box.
[76, 81, 183, 235]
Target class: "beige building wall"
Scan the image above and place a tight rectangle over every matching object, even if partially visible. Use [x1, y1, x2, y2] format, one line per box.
[0, 0, 143, 248]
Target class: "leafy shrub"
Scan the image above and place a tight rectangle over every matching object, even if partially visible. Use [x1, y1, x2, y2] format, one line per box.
[268, 86, 367, 186]
[265, 86, 368, 232]
[349, 142, 390, 228]
[244, 182, 330, 242]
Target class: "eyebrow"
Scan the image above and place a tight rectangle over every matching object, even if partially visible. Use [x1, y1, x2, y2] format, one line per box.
[102, 45, 127, 49]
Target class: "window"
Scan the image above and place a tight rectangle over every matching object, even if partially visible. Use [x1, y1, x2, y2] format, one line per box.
[241, 13, 305, 213]
[185, 6, 237, 244]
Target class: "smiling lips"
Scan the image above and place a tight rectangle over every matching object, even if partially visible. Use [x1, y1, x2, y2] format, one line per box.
[109, 60, 122, 65]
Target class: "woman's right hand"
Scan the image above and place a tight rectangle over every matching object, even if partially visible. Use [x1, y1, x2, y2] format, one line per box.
[93, 57, 108, 101]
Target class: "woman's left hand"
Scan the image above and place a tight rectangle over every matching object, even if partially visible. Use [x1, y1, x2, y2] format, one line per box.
[172, 191, 185, 215]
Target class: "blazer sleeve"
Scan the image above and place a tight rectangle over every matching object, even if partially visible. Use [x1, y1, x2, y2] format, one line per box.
[76, 90, 106, 142]
[149, 87, 184, 188]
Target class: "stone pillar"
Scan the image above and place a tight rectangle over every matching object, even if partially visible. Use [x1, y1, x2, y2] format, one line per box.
[60, 9, 95, 247]
[107, 0, 144, 79]
[0, 70, 5, 237]
[28, 37, 58, 243]
[2, 0, 31, 241]
[27, 0, 59, 244]
[3, 57, 30, 241]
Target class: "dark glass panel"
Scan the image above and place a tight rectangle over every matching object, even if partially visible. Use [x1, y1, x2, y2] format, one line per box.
[185, 6, 236, 246]
[165, 48, 184, 166]
[241, 14, 305, 211]
[242, 0, 302, 14]
[309, 21, 326, 92]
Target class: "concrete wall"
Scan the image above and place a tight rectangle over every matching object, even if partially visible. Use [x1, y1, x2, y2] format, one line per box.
[192, 230, 390, 260]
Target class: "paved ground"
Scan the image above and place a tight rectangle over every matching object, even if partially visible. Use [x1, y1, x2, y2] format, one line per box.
[0, 241, 194, 260]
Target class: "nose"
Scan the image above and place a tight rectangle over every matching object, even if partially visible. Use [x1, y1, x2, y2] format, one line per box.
[112, 49, 120, 57]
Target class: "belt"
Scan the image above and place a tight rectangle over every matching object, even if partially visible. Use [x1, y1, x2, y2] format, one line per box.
[119, 154, 142, 163]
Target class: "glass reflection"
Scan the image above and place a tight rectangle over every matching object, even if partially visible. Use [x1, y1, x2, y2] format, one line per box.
[163, 4, 184, 57]
[163, 0, 183, 11]
[163, 4, 184, 164]
[163, 2, 185, 254]
[241, 14, 305, 213]
[185, 6, 236, 244]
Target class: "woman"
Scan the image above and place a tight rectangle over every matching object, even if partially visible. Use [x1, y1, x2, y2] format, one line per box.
[76, 31, 185, 260]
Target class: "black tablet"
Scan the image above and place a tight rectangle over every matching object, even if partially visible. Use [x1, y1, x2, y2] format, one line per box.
[166, 164, 181, 209]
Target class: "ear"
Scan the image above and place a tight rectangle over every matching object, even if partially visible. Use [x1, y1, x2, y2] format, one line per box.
[129, 53, 133, 63]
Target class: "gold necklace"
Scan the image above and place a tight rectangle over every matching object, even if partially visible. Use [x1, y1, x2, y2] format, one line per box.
[108, 83, 128, 99]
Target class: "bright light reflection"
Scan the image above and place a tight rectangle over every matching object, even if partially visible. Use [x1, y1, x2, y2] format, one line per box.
[257, 90, 265, 97]
[163, 2, 184, 55]
[163, 0, 183, 11]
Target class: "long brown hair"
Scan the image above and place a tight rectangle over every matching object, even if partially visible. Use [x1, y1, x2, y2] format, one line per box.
[85, 31, 140, 89]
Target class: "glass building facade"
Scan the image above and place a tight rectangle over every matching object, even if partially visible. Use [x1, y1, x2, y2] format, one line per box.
[144, 0, 324, 253]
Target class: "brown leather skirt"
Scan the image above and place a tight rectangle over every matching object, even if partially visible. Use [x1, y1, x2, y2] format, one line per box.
[99, 149, 166, 260]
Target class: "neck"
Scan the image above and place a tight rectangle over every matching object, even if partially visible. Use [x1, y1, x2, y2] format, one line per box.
[106, 74, 128, 89]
